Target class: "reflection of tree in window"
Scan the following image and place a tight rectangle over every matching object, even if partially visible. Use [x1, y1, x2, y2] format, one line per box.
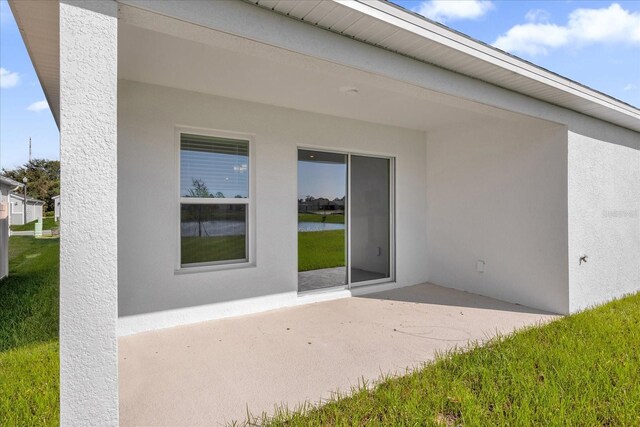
[187, 179, 211, 198]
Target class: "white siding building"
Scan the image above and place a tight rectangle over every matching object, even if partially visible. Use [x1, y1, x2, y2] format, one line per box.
[8, 193, 45, 226]
[0, 176, 22, 280]
[8, 1, 639, 424]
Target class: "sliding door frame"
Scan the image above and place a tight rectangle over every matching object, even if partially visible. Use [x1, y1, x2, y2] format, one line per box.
[297, 145, 396, 293]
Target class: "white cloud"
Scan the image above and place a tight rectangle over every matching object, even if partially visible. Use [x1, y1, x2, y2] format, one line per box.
[525, 9, 550, 24]
[494, 3, 640, 56]
[0, 67, 20, 88]
[624, 84, 637, 91]
[415, 0, 493, 23]
[27, 100, 49, 112]
[494, 24, 569, 56]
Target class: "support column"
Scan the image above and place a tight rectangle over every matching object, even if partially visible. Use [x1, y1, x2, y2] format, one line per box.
[59, 1, 118, 425]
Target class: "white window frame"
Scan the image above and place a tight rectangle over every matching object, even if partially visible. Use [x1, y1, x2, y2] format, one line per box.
[175, 126, 256, 273]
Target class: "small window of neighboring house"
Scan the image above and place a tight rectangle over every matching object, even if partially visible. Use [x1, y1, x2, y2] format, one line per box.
[179, 132, 250, 267]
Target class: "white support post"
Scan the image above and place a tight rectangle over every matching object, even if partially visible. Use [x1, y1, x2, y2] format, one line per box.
[59, 1, 118, 425]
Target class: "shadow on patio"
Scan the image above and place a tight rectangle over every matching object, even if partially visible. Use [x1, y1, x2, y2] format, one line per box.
[359, 282, 552, 315]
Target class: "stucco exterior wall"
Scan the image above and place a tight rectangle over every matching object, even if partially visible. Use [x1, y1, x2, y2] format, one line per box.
[568, 128, 640, 312]
[117, 80, 428, 333]
[59, 1, 119, 425]
[426, 118, 570, 314]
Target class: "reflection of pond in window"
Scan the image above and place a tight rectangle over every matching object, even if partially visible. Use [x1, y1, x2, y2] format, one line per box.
[181, 220, 246, 237]
[298, 222, 345, 232]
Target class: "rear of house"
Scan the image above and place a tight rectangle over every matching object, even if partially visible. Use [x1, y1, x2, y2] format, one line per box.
[8, 0, 640, 424]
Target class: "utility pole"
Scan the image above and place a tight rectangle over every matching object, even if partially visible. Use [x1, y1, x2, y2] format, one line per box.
[22, 177, 28, 225]
[29, 137, 32, 163]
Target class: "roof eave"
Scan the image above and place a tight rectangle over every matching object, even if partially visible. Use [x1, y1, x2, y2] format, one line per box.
[8, 0, 60, 128]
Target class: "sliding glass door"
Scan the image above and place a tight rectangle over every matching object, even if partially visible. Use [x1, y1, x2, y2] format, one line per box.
[297, 149, 393, 293]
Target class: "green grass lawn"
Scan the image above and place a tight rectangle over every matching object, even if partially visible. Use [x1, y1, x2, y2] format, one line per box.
[298, 230, 345, 272]
[259, 293, 640, 426]
[0, 237, 59, 426]
[10, 217, 59, 232]
[298, 213, 344, 224]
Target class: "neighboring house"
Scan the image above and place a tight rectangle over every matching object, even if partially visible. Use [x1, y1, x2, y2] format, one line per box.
[0, 176, 23, 280]
[9, 0, 639, 424]
[52, 195, 61, 222]
[298, 197, 345, 213]
[8, 193, 45, 226]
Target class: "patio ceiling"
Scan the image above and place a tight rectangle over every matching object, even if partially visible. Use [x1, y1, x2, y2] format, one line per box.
[118, 13, 547, 133]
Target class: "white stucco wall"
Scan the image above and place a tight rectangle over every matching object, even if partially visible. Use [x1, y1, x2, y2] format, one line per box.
[117, 80, 428, 333]
[59, 1, 119, 425]
[426, 117, 570, 314]
[568, 127, 640, 312]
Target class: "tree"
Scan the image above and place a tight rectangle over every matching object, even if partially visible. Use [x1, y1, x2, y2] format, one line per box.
[2, 159, 60, 212]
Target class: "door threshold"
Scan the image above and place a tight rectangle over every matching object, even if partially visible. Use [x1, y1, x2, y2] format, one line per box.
[297, 284, 348, 297]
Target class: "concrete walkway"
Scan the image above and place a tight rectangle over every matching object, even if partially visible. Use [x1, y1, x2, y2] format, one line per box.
[119, 283, 557, 426]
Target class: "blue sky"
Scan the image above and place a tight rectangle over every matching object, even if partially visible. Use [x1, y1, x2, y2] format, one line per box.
[1, 0, 639, 171]
[0, 0, 59, 170]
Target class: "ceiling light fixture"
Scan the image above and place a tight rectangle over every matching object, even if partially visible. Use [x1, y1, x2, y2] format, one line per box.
[339, 86, 359, 95]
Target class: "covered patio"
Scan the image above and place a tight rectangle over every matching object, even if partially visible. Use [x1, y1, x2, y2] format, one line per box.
[7, 1, 638, 424]
[119, 283, 556, 425]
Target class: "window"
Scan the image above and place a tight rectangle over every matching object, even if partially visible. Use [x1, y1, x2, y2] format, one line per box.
[179, 132, 250, 267]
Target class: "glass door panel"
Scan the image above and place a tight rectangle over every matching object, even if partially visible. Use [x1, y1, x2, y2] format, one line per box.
[349, 155, 391, 284]
[297, 150, 347, 292]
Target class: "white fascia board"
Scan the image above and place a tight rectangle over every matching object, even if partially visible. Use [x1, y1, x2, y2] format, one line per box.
[339, 1, 639, 120]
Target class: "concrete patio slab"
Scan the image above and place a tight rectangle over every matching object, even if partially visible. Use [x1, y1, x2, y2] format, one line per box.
[119, 283, 558, 426]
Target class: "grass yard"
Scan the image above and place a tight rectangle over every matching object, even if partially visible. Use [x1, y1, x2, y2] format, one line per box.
[0, 237, 59, 426]
[298, 230, 345, 272]
[261, 293, 640, 426]
[298, 213, 344, 224]
[10, 217, 59, 232]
